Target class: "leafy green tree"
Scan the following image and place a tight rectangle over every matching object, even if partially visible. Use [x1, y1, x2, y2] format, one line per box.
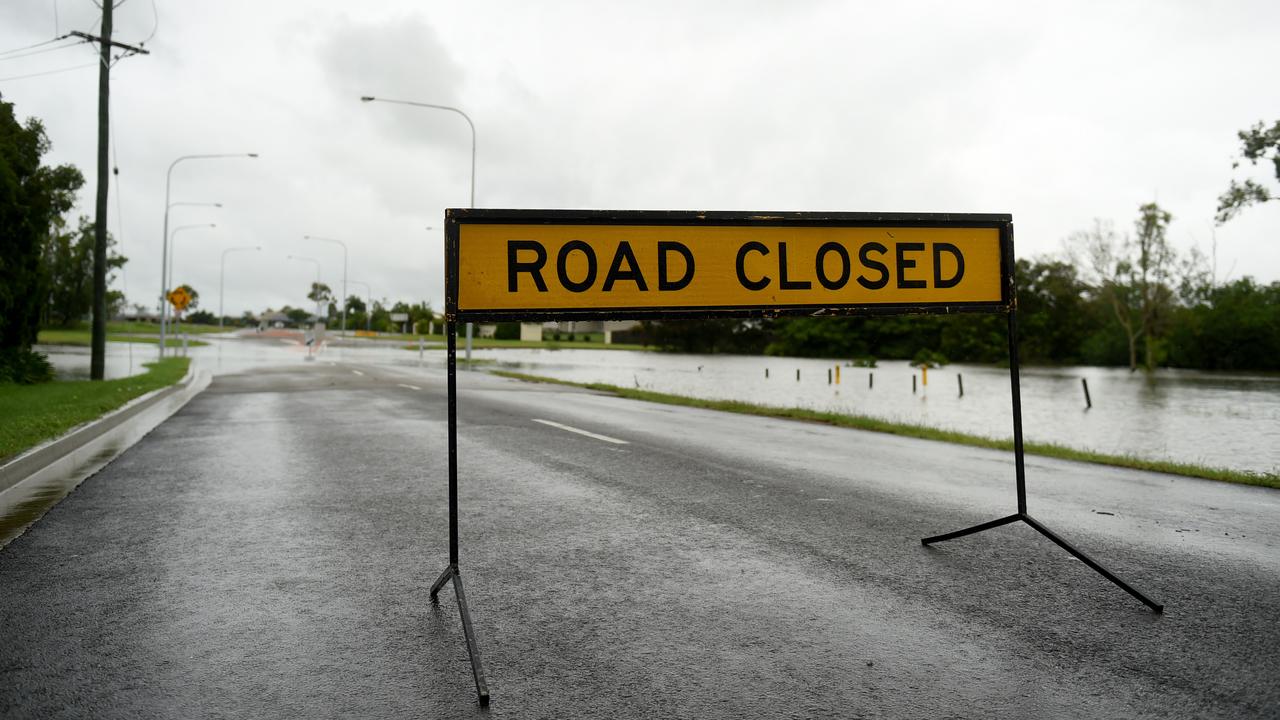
[43, 216, 127, 326]
[1072, 204, 1182, 371]
[0, 96, 84, 379]
[1167, 278, 1280, 370]
[307, 282, 332, 306]
[285, 307, 312, 326]
[1014, 258, 1092, 364]
[176, 284, 199, 312]
[1216, 120, 1280, 224]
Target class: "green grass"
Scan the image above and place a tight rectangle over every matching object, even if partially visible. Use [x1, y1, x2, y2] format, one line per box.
[104, 321, 224, 335]
[0, 357, 192, 462]
[399, 337, 649, 351]
[43, 321, 225, 335]
[37, 329, 207, 348]
[491, 370, 1280, 490]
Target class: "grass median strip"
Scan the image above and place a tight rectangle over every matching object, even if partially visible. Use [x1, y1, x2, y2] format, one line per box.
[491, 370, 1279, 490]
[37, 329, 208, 348]
[0, 357, 191, 463]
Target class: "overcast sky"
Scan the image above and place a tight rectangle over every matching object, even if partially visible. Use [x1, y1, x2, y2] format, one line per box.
[2, 0, 1278, 317]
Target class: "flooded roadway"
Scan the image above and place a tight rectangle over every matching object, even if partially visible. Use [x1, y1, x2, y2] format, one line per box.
[39, 335, 1280, 474]
[2, 346, 1278, 718]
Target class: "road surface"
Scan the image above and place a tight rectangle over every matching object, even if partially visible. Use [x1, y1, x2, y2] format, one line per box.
[2, 357, 1277, 718]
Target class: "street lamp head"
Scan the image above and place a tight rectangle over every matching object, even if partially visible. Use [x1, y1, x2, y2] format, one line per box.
[248, 153, 260, 158]
[360, 96, 375, 102]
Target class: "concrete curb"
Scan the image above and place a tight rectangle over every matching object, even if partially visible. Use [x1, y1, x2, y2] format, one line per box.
[0, 366, 213, 549]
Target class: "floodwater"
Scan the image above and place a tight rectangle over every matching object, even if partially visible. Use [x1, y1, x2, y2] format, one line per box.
[37, 343, 153, 380]
[462, 348, 1280, 476]
[36, 337, 1280, 475]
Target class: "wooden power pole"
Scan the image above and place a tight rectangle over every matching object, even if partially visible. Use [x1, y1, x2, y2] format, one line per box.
[72, 5, 147, 380]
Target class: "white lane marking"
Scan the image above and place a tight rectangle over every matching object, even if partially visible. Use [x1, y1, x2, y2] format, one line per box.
[532, 418, 628, 445]
[351, 370, 364, 376]
[398, 383, 421, 391]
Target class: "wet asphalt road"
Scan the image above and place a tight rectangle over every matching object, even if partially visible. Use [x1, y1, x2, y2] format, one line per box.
[2, 357, 1279, 719]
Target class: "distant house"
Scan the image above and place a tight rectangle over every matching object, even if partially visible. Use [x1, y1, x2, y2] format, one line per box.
[261, 311, 290, 328]
[545, 320, 640, 343]
[118, 307, 159, 323]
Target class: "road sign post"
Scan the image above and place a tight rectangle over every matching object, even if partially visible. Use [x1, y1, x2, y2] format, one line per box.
[436, 209, 1164, 705]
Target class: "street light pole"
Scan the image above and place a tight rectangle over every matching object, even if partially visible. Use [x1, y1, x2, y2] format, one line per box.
[219, 246, 262, 329]
[167, 223, 216, 299]
[360, 96, 476, 360]
[160, 153, 258, 356]
[303, 235, 348, 338]
[348, 280, 373, 332]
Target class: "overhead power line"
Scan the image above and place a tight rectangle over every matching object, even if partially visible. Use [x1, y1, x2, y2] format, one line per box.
[0, 34, 74, 57]
[0, 38, 88, 63]
[0, 62, 97, 82]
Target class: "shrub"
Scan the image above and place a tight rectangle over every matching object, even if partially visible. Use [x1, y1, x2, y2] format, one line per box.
[494, 322, 521, 340]
[0, 348, 55, 384]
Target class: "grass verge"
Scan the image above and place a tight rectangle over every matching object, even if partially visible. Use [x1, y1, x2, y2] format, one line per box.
[0, 357, 191, 463]
[37, 329, 207, 348]
[491, 370, 1279, 490]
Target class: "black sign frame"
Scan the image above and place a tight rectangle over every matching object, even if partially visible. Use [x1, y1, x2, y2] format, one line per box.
[430, 209, 1164, 707]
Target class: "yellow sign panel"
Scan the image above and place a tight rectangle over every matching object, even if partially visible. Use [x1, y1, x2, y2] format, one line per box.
[167, 287, 191, 312]
[455, 222, 1005, 315]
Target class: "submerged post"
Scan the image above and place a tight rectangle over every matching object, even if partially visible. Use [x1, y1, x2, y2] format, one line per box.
[1082, 378, 1092, 409]
[958, 373, 964, 397]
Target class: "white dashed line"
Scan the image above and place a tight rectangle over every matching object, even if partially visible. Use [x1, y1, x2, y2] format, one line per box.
[532, 419, 628, 445]
[398, 383, 421, 391]
[351, 370, 364, 376]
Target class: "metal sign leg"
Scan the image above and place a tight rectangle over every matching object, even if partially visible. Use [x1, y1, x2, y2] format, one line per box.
[430, 320, 491, 705]
[921, 309, 1164, 614]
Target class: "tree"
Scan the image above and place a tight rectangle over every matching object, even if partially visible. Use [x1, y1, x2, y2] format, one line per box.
[43, 215, 127, 326]
[307, 282, 332, 315]
[284, 307, 311, 326]
[1216, 120, 1280, 224]
[1167, 278, 1280, 370]
[307, 282, 332, 303]
[1071, 204, 1181, 371]
[1012, 258, 1092, 364]
[176, 284, 199, 312]
[0, 96, 84, 379]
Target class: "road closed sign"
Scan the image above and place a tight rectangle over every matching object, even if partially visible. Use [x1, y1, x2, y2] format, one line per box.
[447, 210, 1012, 320]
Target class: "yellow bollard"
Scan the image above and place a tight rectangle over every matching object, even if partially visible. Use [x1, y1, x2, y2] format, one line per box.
[835, 365, 840, 384]
[922, 366, 928, 386]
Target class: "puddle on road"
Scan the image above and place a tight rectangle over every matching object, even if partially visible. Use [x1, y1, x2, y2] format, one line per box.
[0, 444, 120, 550]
